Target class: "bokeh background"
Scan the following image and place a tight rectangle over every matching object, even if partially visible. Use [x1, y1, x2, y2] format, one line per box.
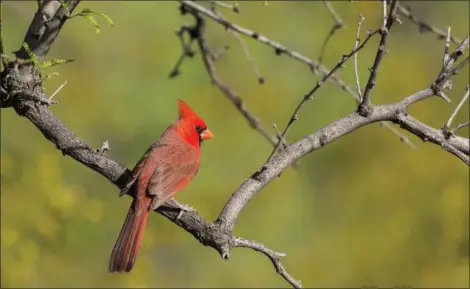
[1, 1, 469, 287]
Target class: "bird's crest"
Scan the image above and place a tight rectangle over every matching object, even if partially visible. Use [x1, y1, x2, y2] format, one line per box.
[177, 98, 198, 119]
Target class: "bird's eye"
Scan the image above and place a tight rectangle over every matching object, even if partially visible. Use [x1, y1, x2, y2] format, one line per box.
[195, 125, 202, 133]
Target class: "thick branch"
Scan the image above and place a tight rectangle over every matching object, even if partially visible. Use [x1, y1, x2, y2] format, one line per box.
[216, 88, 469, 233]
[3, 2, 468, 288]
[3, 2, 301, 288]
[15, 0, 81, 59]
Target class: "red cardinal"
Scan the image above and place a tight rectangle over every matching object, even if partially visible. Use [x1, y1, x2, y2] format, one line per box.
[108, 99, 213, 273]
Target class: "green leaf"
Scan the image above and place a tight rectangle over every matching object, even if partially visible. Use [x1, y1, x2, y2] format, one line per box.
[94, 11, 115, 27]
[39, 58, 74, 70]
[22, 42, 39, 66]
[72, 8, 114, 34]
[83, 13, 101, 34]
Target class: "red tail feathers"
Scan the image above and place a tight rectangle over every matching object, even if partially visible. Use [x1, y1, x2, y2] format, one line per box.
[108, 198, 151, 273]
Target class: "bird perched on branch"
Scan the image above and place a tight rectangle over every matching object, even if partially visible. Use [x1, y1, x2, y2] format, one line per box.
[109, 99, 214, 273]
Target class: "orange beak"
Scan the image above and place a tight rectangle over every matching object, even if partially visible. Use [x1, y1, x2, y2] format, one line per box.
[200, 128, 214, 140]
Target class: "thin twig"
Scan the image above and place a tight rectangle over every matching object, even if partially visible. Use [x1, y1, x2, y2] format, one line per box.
[179, 1, 418, 149]
[437, 36, 469, 91]
[354, 14, 365, 101]
[397, 3, 461, 44]
[192, 15, 278, 146]
[169, 26, 197, 78]
[317, 1, 344, 63]
[230, 30, 264, 84]
[444, 36, 469, 72]
[444, 86, 469, 131]
[443, 26, 451, 66]
[431, 36, 469, 104]
[210, 8, 263, 83]
[209, 0, 239, 13]
[273, 123, 288, 148]
[451, 122, 470, 134]
[266, 29, 381, 162]
[0, 1, 3, 56]
[359, 0, 398, 110]
[382, 0, 387, 29]
[380, 122, 418, 149]
[449, 56, 469, 78]
[232, 237, 302, 289]
[49, 80, 67, 101]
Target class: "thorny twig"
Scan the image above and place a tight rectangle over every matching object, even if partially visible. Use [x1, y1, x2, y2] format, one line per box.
[359, 0, 398, 112]
[433, 36, 469, 97]
[397, 3, 461, 44]
[180, 0, 418, 150]
[266, 28, 381, 162]
[172, 18, 278, 146]
[317, 1, 344, 63]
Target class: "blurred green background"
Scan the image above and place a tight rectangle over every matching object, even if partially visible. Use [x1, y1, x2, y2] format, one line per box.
[1, 1, 469, 287]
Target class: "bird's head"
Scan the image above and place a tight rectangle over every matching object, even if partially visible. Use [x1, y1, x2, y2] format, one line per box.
[176, 98, 214, 147]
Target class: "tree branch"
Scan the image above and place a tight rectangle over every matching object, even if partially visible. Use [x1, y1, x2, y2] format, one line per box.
[15, 0, 81, 60]
[317, 1, 344, 63]
[266, 28, 380, 163]
[397, 3, 461, 44]
[2, 2, 469, 288]
[173, 12, 278, 146]
[216, 87, 469, 234]
[354, 14, 365, 100]
[358, 0, 398, 111]
[0, 1, 4, 56]
[180, 0, 417, 151]
[444, 86, 469, 132]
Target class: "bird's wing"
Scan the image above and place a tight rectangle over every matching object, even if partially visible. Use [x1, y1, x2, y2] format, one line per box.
[145, 140, 200, 207]
[119, 141, 167, 196]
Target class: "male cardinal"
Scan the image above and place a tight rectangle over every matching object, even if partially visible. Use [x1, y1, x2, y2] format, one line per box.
[108, 99, 213, 273]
